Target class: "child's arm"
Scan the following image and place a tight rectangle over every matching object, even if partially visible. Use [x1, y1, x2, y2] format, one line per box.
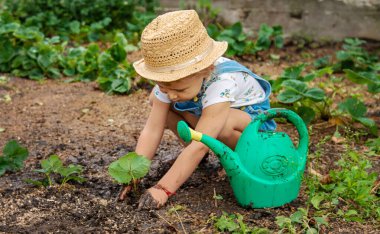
[159, 102, 230, 188]
[135, 96, 170, 160]
[138, 102, 232, 209]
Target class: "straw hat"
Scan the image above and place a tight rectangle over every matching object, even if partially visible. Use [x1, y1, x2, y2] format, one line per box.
[133, 10, 228, 82]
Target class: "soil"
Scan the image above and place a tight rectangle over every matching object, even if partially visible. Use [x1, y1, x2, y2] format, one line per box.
[0, 43, 379, 233]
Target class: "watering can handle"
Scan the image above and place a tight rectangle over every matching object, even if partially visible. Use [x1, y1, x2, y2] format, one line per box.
[252, 108, 309, 156]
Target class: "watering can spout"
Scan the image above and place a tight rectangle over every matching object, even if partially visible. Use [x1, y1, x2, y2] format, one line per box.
[177, 121, 242, 176]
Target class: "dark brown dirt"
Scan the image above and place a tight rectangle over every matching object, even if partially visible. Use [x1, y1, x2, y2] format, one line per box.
[0, 44, 379, 233]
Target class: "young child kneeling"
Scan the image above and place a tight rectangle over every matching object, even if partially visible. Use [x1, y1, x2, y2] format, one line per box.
[132, 10, 276, 209]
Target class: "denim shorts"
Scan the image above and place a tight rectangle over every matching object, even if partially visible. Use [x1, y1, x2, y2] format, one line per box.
[237, 105, 276, 131]
[173, 100, 276, 132]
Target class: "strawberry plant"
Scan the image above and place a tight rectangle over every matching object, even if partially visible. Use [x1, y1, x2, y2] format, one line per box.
[26, 155, 86, 188]
[96, 33, 136, 94]
[207, 22, 283, 56]
[108, 152, 150, 190]
[0, 140, 29, 176]
[2, 0, 158, 43]
[255, 23, 284, 51]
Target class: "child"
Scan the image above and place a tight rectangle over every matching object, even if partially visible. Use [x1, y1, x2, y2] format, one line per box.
[131, 10, 276, 210]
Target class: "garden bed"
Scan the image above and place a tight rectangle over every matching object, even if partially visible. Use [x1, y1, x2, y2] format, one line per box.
[0, 44, 379, 233]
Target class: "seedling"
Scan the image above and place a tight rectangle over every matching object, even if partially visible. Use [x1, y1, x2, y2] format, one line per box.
[276, 207, 329, 234]
[26, 155, 85, 188]
[211, 212, 270, 233]
[0, 140, 29, 176]
[306, 147, 380, 221]
[108, 152, 151, 199]
[213, 188, 223, 207]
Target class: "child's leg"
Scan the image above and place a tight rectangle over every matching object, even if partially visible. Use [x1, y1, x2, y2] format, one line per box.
[166, 107, 251, 150]
[149, 90, 252, 149]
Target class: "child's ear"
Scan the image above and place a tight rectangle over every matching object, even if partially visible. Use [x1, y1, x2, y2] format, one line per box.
[207, 64, 215, 72]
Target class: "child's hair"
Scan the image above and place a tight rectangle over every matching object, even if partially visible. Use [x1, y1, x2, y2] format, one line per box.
[133, 10, 227, 83]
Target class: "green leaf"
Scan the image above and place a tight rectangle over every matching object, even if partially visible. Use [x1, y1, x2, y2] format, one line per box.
[279, 64, 306, 80]
[41, 155, 63, 173]
[24, 178, 47, 187]
[0, 22, 20, 34]
[297, 106, 315, 125]
[58, 164, 83, 177]
[338, 97, 367, 118]
[114, 32, 128, 48]
[0, 39, 17, 64]
[344, 69, 371, 85]
[108, 152, 151, 185]
[290, 210, 304, 224]
[0, 159, 11, 176]
[3, 140, 28, 169]
[109, 44, 126, 63]
[304, 88, 325, 101]
[354, 116, 378, 135]
[69, 21, 80, 34]
[277, 90, 302, 103]
[306, 228, 318, 234]
[314, 216, 329, 226]
[275, 216, 291, 228]
[282, 79, 308, 93]
[98, 52, 118, 73]
[311, 194, 325, 209]
[14, 27, 44, 41]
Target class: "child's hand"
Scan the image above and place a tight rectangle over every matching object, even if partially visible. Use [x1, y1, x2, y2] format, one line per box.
[137, 186, 169, 210]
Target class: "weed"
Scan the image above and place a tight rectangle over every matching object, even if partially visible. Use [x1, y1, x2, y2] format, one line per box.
[276, 207, 328, 234]
[338, 97, 378, 135]
[306, 148, 379, 222]
[211, 212, 270, 234]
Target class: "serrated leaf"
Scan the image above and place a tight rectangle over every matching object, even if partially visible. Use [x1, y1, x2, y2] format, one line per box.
[58, 164, 83, 177]
[277, 90, 302, 103]
[290, 210, 304, 223]
[311, 194, 325, 209]
[3, 140, 28, 168]
[304, 88, 325, 101]
[282, 79, 308, 93]
[314, 216, 329, 226]
[338, 97, 367, 117]
[41, 155, 63, 173]
[297, 106, 316, 125]
[109, 44, 126, 62]
[0, 40, 17, 64]
[108, 152, 150, 184]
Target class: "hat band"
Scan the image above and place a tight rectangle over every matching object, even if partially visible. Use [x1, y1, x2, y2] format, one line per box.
[145, 41, 214, 73]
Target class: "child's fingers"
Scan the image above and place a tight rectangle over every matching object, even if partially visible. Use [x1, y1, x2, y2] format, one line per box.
[137, 190, 157, 210]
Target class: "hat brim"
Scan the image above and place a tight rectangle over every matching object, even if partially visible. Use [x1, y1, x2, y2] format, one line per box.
[133, 41, 228, 82]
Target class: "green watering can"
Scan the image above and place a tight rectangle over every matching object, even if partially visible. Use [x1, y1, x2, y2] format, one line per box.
[177, 108, 309, 208]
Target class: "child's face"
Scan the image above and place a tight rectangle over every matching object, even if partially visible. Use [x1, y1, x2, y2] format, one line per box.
[157, 66, 214, 102]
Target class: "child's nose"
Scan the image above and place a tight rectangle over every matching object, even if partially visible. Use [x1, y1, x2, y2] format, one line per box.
[167, 92, 178, 100]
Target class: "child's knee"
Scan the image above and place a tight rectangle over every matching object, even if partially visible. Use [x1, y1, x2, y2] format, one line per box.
[218, 122, 236, 140]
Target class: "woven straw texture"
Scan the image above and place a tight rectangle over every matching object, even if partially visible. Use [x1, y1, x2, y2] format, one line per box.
[133, 10, 227, 82]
